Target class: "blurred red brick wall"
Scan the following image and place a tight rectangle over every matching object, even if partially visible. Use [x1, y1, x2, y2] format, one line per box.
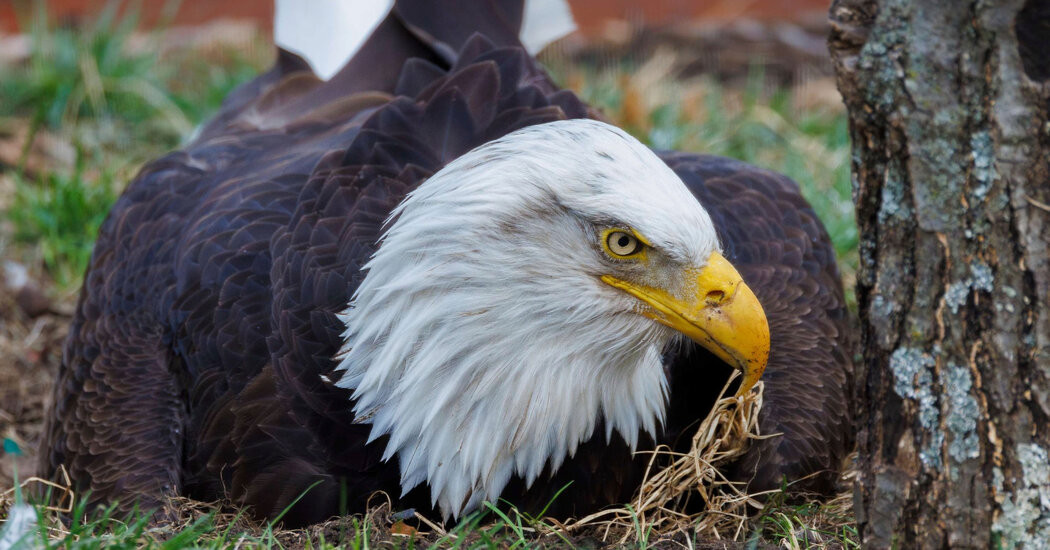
[1, 0, 829, 35]
[0, 0, 273, 33]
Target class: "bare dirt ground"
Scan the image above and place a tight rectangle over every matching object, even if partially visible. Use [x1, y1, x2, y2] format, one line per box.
[0, 274, 68, 488]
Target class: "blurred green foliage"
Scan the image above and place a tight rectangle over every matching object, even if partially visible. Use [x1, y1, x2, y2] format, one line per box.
[0, 2, 190, 146]
[8, 159, 117, 287]
[0, 1, 267, 289]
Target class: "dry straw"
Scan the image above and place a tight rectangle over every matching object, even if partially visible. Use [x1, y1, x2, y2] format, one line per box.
[561, 373, 773, 543]
[0, 465, 74, 515]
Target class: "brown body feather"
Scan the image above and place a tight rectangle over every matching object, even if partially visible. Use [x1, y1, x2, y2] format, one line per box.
[40, 0, 852, 527]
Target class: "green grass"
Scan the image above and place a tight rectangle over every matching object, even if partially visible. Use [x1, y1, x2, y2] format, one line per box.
[14, 504, 263, 549]
[7, 157, 119, 287]
[753, 500, 860, 549]
[0, 0, 268, 289]
[0, 2, 191, 151]
[3, 490, 859, 549]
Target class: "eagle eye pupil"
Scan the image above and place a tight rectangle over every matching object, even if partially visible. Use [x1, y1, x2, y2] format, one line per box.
[606, 230, 641, 257]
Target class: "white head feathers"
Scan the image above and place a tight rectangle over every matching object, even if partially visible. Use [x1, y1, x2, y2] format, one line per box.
[334, 119, 719, 518]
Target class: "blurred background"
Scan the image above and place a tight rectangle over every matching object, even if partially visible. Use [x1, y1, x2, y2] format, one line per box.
[0, 0, 853, 493]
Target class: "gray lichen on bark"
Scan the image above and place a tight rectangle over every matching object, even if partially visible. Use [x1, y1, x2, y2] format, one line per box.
[889, 347, 942, 467]
[943, 362, 979, 467]
[994, 443, 1050, 548]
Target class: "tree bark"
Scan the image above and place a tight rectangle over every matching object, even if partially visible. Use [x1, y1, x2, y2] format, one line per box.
[828, 0, 1050, 547]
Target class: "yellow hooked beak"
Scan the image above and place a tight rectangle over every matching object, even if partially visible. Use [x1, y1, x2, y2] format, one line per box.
[602, 252, 770, 395]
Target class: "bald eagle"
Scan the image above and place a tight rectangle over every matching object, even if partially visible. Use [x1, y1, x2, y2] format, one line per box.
[40, 0, 852, 527]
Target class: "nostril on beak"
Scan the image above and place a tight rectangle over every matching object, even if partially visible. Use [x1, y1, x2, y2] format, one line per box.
[704, 290, 725, 306]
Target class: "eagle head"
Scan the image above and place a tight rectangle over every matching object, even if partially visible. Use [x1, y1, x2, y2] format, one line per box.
[334, 118, 769, 517]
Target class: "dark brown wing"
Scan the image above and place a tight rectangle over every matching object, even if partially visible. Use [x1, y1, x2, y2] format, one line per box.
[659, 153, 854, 494]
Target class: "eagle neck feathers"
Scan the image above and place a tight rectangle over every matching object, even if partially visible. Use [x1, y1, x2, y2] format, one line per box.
[334, 122, 677, 518]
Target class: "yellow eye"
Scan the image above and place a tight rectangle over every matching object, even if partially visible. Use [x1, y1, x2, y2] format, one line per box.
[606, 230, 642, 257]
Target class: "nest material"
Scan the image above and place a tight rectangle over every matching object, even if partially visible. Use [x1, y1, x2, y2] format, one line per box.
[562, 374, 771, 543]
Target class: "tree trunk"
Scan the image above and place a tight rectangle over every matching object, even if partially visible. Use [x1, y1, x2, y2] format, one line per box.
[828, 0, 1050, 547]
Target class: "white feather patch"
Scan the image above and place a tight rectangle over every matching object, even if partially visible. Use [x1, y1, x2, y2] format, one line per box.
[520, 0, 577, 54]
[274, 0, 394, 80]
